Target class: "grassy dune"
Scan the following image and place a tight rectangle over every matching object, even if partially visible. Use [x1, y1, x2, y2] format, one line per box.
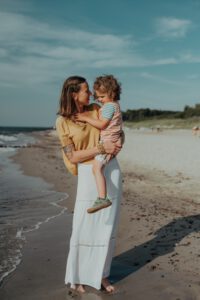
[124, 117, 200, 130]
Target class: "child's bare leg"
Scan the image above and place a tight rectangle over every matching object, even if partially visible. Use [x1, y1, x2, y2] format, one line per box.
[92, 159, 106, 198]
[87, 157, 112, 213]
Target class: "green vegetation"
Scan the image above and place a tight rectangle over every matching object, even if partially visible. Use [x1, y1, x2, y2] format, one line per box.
[122, 103, 200, 129]
[124, 117, 200, 129]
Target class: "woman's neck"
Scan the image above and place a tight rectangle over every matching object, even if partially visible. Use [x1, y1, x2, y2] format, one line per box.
[78, 106, 84, 112]
[75, 102, 84, 113]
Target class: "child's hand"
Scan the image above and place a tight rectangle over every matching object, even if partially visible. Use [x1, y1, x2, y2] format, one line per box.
[74, 112, 89, 122]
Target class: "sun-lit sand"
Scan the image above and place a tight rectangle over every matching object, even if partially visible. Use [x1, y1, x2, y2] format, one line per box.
[1, 128, 200, 300]
[119, 128, 200, 180]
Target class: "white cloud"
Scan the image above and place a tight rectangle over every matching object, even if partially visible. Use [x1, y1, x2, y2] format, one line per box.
[0, 11, 140, 85]
[0, 0, 33, 13]
[153, 57, 178, 65]
[0, 48, 7, 57]
[179, 53, 200, 63]
[140, 72, 183, 86]
[155, 17, 192, 38]
[186, 74, 199, 80]
[0, 11, 134, 53]
[0, 11, 199, 88]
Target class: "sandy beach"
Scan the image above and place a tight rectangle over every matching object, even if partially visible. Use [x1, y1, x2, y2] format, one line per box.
[1, 128, 200, 300]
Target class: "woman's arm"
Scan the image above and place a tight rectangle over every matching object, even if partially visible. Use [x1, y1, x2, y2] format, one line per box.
[63, 143, 99, 164]
[63, 140, 121, 164]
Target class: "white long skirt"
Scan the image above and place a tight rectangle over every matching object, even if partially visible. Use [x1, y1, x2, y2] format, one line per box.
[65, 157, 122, 290]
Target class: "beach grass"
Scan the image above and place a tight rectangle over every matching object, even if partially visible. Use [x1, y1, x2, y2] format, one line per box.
[124, 116, 200, 130]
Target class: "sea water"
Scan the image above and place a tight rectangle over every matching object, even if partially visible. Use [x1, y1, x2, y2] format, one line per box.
[0, 127, 68, 286]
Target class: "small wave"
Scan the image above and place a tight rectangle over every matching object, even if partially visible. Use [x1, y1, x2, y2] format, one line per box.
[0, 132, 35, 150]
[16, 228, 25, 240]
[0, 192, 69, 286]
[23, 194, 68, 233]
[0, 135, 17, 142]
[0, 228, 24, 286]
[0, 256, 22, 286]
[0, 147, 16, 154]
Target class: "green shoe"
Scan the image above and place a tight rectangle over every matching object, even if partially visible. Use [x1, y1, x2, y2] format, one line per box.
[87, 197, 112, 214]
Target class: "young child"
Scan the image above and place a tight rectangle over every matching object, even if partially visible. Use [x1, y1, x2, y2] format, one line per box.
[75, 75, 123, 213]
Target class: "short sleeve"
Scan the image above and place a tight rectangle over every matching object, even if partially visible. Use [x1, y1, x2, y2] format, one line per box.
[56, 116, 73, 147]
[101, 103, 116, 120]
[55, 116, 77, 176]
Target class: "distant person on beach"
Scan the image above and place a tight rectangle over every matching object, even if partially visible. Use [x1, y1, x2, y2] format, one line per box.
[192, 126, 200, 136]
[56, 76, 123, 294]
[75, 75, 123, 214]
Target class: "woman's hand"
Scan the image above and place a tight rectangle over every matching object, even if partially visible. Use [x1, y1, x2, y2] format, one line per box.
[103, 140, 122, 156]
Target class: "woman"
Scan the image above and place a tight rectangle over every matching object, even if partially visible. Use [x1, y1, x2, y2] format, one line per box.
[56, 76, 122, 293]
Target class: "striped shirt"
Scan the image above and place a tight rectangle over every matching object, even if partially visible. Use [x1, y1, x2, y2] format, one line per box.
[100, 101, 122, 143]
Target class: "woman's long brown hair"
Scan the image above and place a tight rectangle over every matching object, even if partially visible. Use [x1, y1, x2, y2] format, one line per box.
[58, 76, 86, 118]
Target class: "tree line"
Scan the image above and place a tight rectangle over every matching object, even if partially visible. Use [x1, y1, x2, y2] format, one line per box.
[122, 103, 200, 121]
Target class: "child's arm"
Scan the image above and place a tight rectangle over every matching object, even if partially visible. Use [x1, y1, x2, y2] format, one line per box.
[75, 112, 110, 130]
[75, 102, 116, 130]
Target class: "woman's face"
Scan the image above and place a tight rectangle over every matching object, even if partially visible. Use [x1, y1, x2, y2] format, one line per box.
[75, 82, 92, 106]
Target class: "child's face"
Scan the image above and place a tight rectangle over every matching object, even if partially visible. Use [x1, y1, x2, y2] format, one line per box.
[94, 90, 112, 104]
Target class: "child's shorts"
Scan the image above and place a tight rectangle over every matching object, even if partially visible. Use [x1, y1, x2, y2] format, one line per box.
[95, 153, 107, 164]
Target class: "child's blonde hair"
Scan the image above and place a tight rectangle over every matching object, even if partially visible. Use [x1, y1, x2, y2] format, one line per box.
[93, 75, 121, 101]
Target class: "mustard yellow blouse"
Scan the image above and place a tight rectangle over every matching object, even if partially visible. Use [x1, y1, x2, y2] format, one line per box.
[56, 103, 100, 176]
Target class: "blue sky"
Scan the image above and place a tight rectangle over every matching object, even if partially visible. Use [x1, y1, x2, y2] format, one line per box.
[0, 0, 200, 126]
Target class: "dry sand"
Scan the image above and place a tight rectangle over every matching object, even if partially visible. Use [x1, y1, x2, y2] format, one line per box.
[1, 129, 200, 300]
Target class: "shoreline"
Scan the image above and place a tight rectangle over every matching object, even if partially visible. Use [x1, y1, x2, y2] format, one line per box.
[11, 131, 77, 212]
[1, 129, 200, 299]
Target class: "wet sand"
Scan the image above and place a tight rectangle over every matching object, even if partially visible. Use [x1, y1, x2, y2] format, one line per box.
[1, 129, 200, 300]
